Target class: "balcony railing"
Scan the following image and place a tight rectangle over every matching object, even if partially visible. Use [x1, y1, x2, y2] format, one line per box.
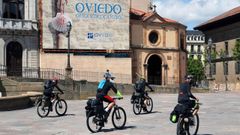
[0, 18, 37, 30]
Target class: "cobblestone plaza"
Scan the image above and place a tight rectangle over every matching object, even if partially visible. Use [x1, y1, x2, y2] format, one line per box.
[1, 92, 240, 135]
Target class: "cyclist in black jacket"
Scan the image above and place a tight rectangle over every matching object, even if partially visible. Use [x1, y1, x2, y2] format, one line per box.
[133, 77, 154, 112]
[178, 75, 198, 112]
[96, 72, 122, 120]
[43, 78, 63, 111]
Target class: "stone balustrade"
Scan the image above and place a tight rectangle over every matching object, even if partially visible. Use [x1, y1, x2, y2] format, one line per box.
[0, 18, 38, 31]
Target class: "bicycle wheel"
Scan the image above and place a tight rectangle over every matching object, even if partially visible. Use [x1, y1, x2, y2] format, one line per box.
[133, 98, 142, 115]
[189, 114, 199, 135]
[177, 118, 190, 135]
[34, 96, 42, 106]
[55, 99, 68, 116]
[37, 100, 50, 118]
[112, 106, 127, 129]
[86, 111, 103, 133]
[145, 97, 153, 113]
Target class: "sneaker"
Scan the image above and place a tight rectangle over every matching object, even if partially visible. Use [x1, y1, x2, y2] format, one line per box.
[103, 111, 109, 122]
[131, 99, 134, 104]
[99, 121, 104, 127]
[143, 107, 147, 112]
[49, 107, 53, 112]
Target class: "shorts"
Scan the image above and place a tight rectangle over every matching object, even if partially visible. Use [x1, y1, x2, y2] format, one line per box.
[96, 93, 114, 103]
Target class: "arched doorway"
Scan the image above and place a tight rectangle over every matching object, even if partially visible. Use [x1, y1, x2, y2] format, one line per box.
[6, 42, 23, 76]
[147, 55, 162, 85]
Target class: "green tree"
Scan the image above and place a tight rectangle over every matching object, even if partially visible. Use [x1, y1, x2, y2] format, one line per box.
[187, 57, 205, 82]
[233, 39, 240, 60]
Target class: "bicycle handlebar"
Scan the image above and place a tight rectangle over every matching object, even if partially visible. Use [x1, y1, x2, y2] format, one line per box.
[112, 96, 123, 100]
[53, 91, 64, 95]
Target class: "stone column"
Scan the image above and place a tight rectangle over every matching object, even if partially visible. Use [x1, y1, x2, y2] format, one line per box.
[0, 0, 2, 18]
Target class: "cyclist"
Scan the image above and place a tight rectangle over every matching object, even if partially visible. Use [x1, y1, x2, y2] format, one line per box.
[133, 77, 154, 112]
[178, 75, 198, 116]
[96, 72, 122, 121]
[43, 78, 63, 111]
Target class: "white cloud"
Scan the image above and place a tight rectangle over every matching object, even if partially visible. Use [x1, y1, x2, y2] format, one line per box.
[153, 0, 240, 29]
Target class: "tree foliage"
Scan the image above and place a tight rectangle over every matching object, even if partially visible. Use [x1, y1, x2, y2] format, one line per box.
[187, 57, 205, 82]
[233, 39, 240, 60]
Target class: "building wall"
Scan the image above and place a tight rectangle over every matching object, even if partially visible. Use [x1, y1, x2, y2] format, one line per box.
[39, 0, 132, 83]
[0, 0, 2, 17]
[41, 0, 130, 50]
[131, 0, 151, 12]
[203, 22, 240, 91]
[0, 33, 39, 68]
[131, 22, 144, 46]
[0, 0, 39, 70]
[186, 31, 206, 63]
[40, 53, 132, 83]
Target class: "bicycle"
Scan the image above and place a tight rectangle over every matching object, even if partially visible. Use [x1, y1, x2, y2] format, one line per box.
[86, 96, 126, 133]
[176, 100, 201, 135]
[131, 90, 153, 115]
[36, 92, 67, 118]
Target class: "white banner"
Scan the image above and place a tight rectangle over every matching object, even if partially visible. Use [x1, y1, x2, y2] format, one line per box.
[42, 0, 130, 50]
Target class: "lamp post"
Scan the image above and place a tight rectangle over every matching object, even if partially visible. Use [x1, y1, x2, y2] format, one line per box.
[65, 21, 72, 79]
[220, 51, 228, 91]
[207, 38, 212, 78]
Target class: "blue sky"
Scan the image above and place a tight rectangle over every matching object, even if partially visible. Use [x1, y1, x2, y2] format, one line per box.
[152, 0, 240, 30]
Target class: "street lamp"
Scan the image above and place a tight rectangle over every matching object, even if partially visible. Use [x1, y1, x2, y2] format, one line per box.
[220, 51, 228, 91]
[207, 38, 212, 78]
[65, 21, 72, 78]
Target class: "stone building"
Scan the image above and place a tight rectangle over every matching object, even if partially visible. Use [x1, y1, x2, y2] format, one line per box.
[186, 30, 205, 63]
[195, 6, 240, 91]
[0, 0, 187, 85]
[0, 0, 39, 76]
[130, 8, 187, 85]
[38, 0, 132, 83]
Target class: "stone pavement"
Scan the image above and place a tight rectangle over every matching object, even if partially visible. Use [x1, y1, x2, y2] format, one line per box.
[0, 92, 240, 135]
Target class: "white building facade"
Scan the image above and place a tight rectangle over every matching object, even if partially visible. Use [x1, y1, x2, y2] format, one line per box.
[186, 30, 205, 63]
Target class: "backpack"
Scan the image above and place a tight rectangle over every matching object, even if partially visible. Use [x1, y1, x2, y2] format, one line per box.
[44, 80, 54, 93]
[135, 79, 145, 93]
[85, 99, 103, 117]
[170, 104, 188, 123]
[97, 80, 106, 92]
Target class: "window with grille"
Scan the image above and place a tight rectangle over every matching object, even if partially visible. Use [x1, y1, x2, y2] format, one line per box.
[225, 42, 229, 56]
[3, 0, 24, 19]
[236, 61, 240, 74]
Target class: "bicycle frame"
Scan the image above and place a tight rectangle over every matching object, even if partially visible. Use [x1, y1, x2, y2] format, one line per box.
[177, 101, 201, 135]
[51, 93, 60, 105]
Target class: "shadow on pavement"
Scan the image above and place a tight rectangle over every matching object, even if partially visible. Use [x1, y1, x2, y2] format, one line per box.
[101, 125, 136, 133]
[138, 111, 161, 115]
[47, 113, 76, 118]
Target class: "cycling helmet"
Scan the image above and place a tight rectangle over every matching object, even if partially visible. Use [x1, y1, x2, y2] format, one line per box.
[52, 77, 59, 84]
[104, 72, 112, 79]
[184, 75, 193, 80]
